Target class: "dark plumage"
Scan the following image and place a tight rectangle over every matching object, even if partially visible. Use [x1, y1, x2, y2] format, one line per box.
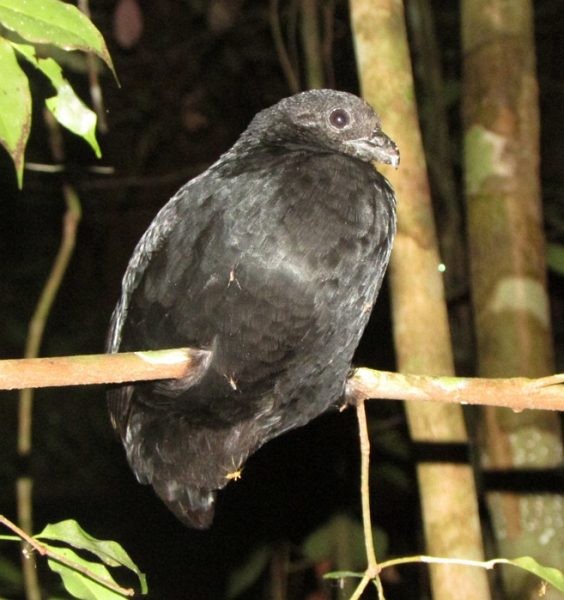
[107, 89, 398, 528]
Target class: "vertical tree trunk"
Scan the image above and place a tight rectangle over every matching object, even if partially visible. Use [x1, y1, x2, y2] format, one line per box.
[461, 1, 564, 598]
[349, 2, 491, 599]
[301, 0, 324, 89]
[406, 0, 474, 373]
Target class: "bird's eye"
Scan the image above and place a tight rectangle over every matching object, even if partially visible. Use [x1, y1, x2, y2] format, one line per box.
[329, 108, 350, 129]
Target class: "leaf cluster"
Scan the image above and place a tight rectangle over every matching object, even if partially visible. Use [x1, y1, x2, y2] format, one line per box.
[0, 0, 115, 186]
[0, 518, 147, 598]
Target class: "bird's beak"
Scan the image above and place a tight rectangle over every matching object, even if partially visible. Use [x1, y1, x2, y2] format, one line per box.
[369, 130, 400, 168]
[346, 130, 400, 168]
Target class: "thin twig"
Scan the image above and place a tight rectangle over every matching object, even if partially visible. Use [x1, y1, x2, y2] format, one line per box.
[25, 162, 115, 175]
[16, 109, 83, 600]
[269, 0, 300, 93]
[321, 0, 336, 89]
[0, 515, 134, 597]
[15, 478, 38, 600]
[0, 515, 43, 552]
[348, 573, 371, 600]
[77, 0, 108, 132]
[354, 400, 385, 599]
[356, 400, 378, 569]
[379, 554, 539, 572]
[287, 0, 301, 84]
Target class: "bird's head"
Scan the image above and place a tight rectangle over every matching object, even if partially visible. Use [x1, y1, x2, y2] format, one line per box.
[246, 89, 399, 168]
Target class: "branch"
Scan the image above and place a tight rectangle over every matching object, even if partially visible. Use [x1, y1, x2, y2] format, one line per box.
[0, 349, 563, 412]
[346, 368, 564, 412]
[0, 348, 211, 390]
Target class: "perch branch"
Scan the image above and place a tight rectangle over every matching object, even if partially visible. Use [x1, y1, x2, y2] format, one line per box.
[0, 350, 563, 412]
[346, 368, 564, 412]
[0, 349, 211, 390]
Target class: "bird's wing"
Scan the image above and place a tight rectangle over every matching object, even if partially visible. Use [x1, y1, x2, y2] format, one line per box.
[108, 156, 323, 427]
[106, 170, 222, 433]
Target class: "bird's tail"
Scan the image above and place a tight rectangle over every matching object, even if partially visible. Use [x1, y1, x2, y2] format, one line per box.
[153, 480, 216, 529]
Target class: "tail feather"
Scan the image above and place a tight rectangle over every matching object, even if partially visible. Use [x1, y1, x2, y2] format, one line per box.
[153, 479, 216, 529]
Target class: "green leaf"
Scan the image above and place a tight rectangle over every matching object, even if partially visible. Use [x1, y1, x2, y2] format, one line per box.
[510, 557, 564, 593]
[227, 545, 272, 599]
[547, 243, 564, 276]
[45, 545, 128, 600]
[0, 37, 31, 187]
[13, 42, 65, 85]
[36, 520, 147, 594]
[0, 554, 23, 588]
[0, 0, 115, 75]
[45, 82, 100, 156]
[12, 42, 101, 157]
[0, 534, 20, 541]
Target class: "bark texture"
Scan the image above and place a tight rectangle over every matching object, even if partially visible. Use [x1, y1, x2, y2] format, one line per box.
[350, 2, 490, 599]
[462, 2, 564, 598]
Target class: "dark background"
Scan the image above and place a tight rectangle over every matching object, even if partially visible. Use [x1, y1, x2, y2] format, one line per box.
[0, 1, 562, 598]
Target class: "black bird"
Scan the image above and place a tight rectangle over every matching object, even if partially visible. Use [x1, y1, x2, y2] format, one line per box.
[107, 89, 398, 528]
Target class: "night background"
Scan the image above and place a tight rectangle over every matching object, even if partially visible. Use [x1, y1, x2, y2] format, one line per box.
[0, 1, 562, 598]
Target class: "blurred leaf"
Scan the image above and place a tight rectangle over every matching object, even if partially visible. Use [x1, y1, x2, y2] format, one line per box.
[547, 243, 564, 276]
[13, 42, 100, 157]
[0, 0, 115, 75]
[302, 513, 387, 570]
[45, 545, 129, 600]
[37, 520, 147, 593]
[369, 426, 411, 460]
[0, 37, 31, 187]
[226, 545, 272, 599]
[113, 0, 144, 50]
[0, 554, 23, 592]
[371, 462, 411, 491]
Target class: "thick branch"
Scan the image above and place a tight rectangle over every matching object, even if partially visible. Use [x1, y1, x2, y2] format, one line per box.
[0, 350, 563, 412]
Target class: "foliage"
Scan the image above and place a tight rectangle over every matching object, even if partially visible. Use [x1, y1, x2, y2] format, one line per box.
[226, 513, 388, 599]
[547, 242, 564, 276]
[0, 0, 115, 186]
[0, 518, 147, 598]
